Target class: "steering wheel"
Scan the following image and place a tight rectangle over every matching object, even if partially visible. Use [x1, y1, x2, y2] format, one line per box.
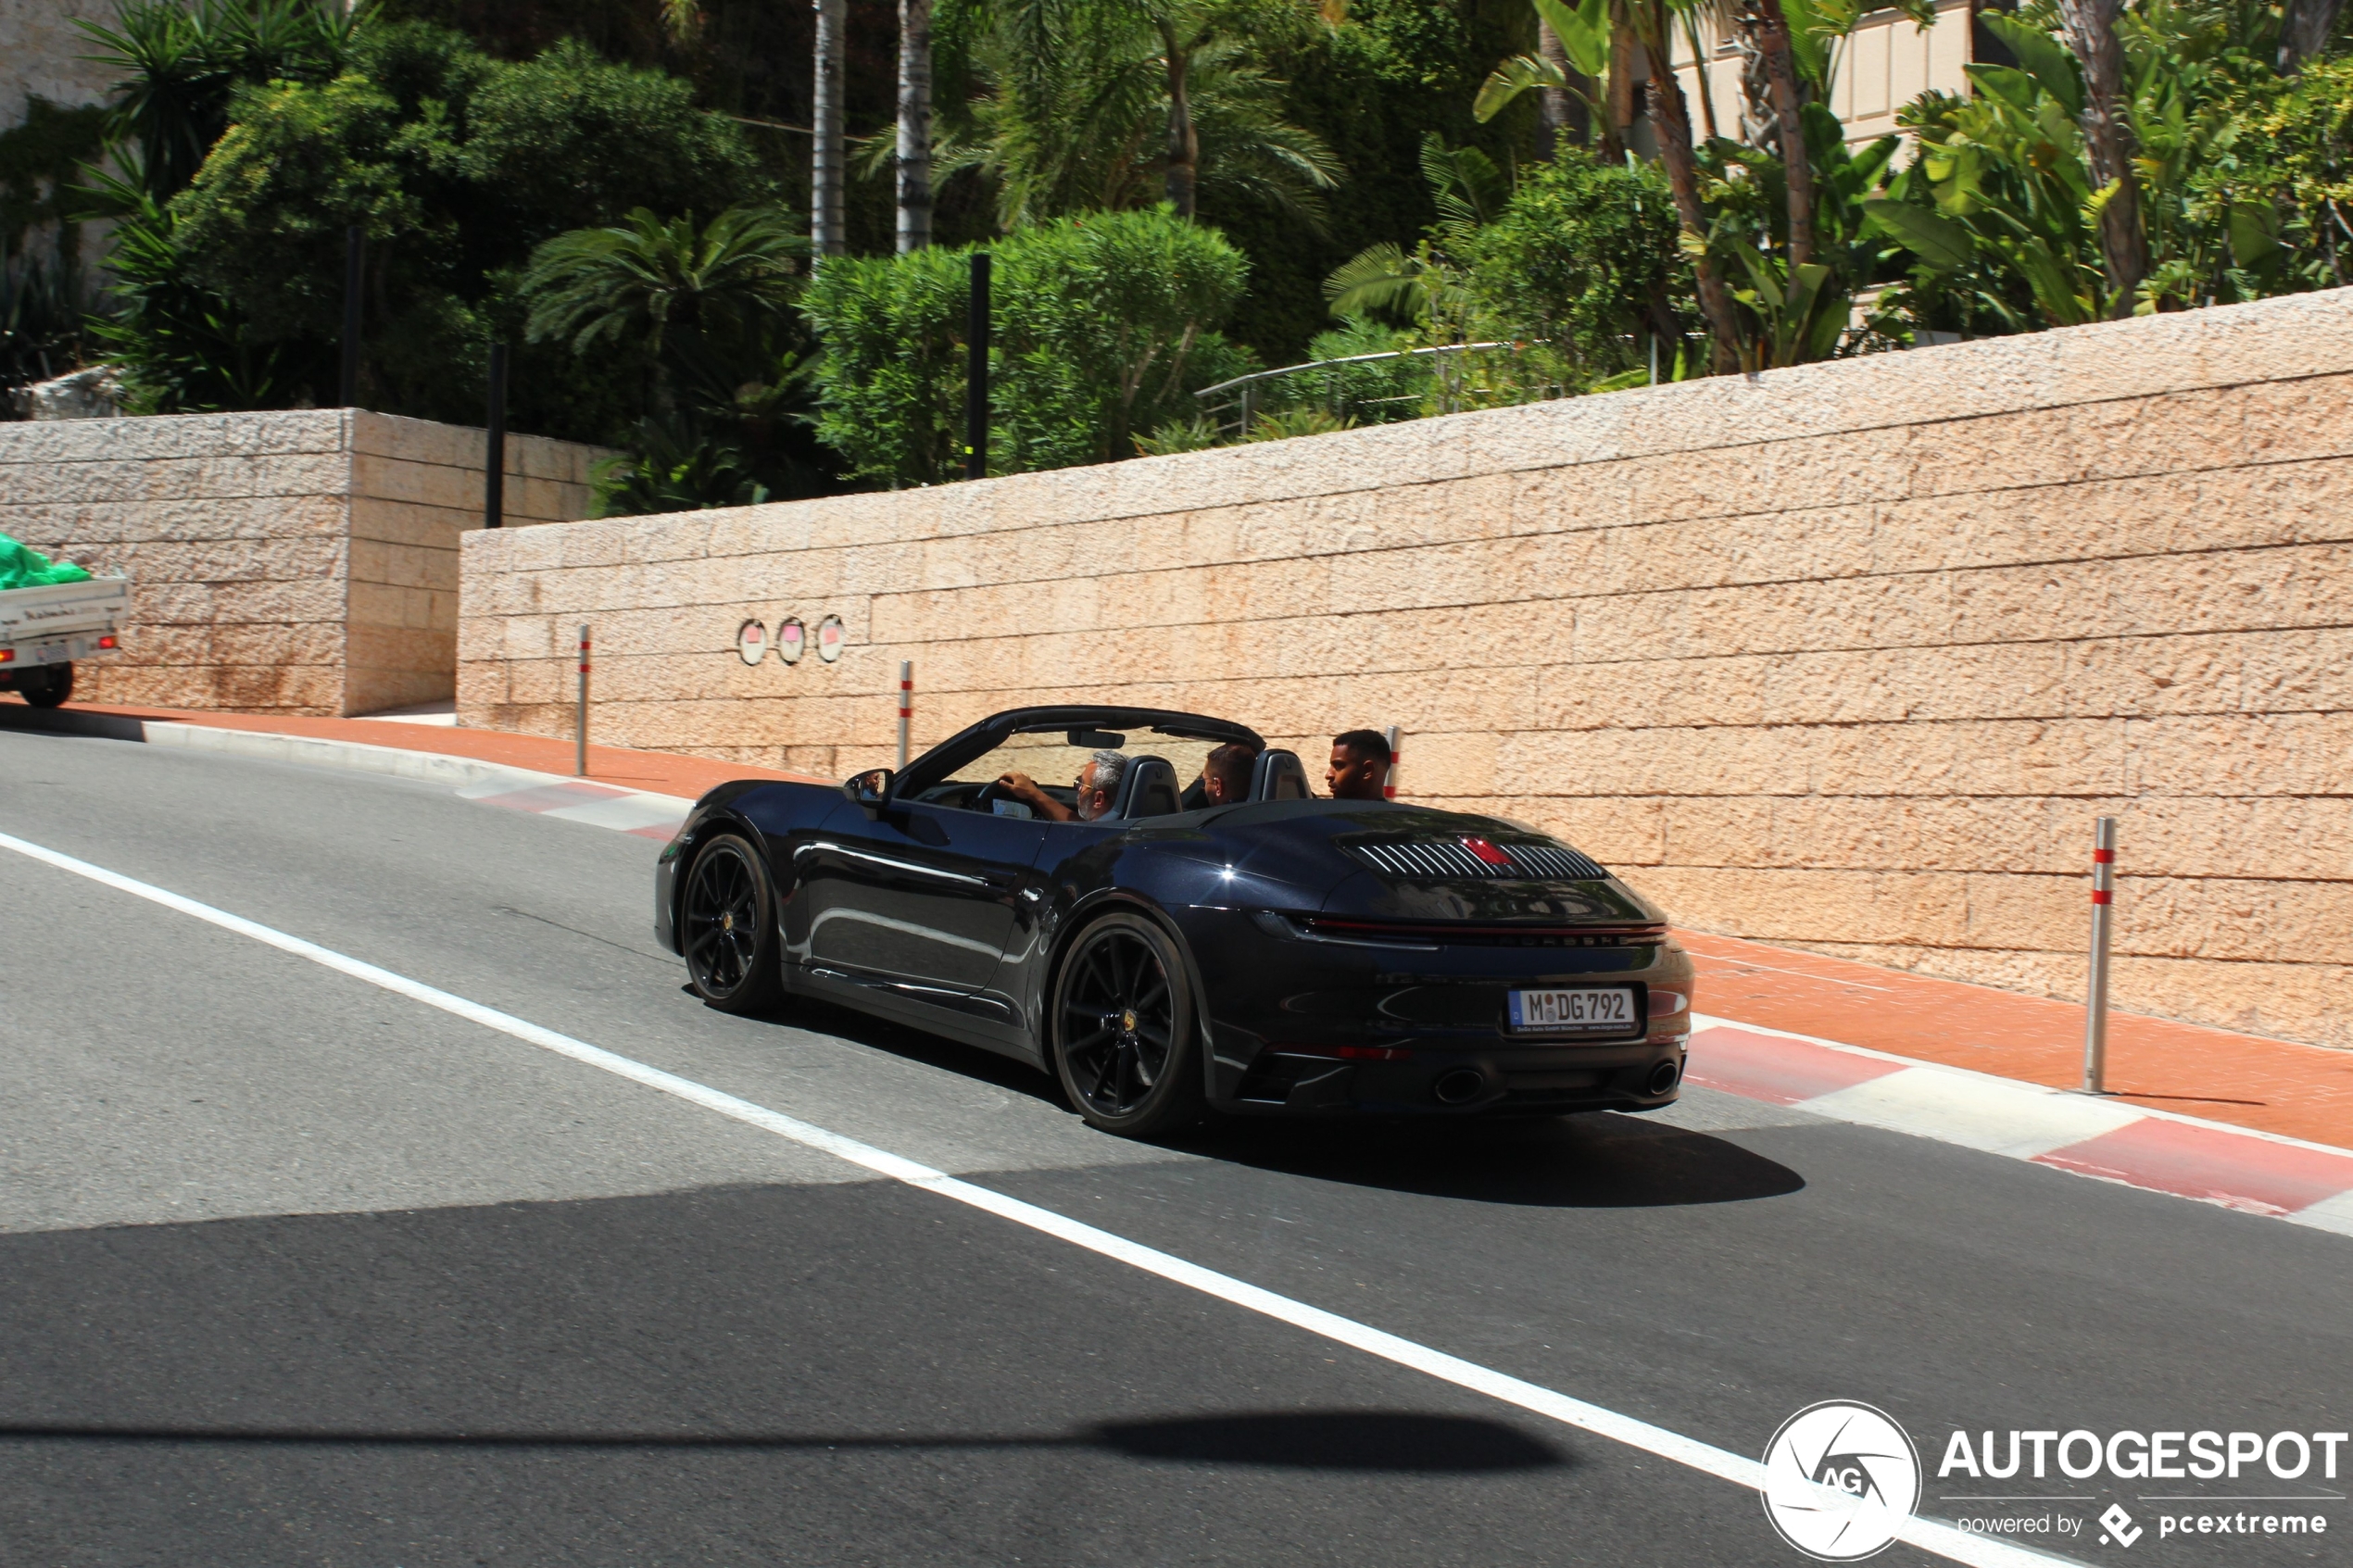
[970, 779, 1010, 814]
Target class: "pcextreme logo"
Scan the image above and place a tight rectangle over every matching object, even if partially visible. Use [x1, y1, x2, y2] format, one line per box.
[1762, 1400, 1923, 1562]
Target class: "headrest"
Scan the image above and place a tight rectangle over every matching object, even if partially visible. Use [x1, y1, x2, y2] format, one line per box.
[1248, 748, 1311, 802]
[1113, 755, 1182, 819]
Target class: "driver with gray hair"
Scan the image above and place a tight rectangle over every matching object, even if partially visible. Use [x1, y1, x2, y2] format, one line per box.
[999, 749, 1126, 822]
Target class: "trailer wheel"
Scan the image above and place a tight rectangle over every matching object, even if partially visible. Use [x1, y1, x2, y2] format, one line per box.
[20, 662, 72, 709]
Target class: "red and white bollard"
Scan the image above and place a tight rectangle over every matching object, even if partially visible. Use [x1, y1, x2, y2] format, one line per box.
[575, 624, 591, 778]
[1382, 725, 1402, 801]
[2082, 816, 2117, 1094]
[897, 660, 913, 770]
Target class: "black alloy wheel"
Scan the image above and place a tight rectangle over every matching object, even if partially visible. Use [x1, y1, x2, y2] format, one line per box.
[1051, 911, 1204, 1137]
[681, 833, 783, 1013]
[19, 662, 72, 709]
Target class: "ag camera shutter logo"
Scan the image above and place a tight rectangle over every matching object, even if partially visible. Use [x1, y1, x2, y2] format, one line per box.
[1763, 1400, 1922, 1561]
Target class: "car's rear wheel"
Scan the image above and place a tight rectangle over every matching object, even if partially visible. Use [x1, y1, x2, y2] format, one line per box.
[681, 833, 783, 1013]
[1051, 911, 1203, 1137]
[19, 662, 72, 709]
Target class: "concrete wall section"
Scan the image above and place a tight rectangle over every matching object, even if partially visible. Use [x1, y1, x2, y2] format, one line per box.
[344, 413, 601, 715]
[458, 290, 2353, 1049]
[0, 409, 599, 715]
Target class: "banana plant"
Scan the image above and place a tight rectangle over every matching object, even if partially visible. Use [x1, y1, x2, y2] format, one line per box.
[1860, 13, 2110, 328]
[1474, 0, 1614, 133]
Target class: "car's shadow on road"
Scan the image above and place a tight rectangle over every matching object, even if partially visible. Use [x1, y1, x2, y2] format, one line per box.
[0, 1410, 1567, 1474]
[1168, 1113, 1806, 1209]
[736, 992, 1802, 1209]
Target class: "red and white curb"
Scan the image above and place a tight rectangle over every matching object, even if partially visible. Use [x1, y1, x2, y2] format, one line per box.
[1688, 1014, 2353, 1236]
[455, 773, 688, 840]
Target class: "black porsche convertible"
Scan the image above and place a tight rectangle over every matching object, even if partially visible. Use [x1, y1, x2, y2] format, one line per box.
[655, 705, 1696, 1137]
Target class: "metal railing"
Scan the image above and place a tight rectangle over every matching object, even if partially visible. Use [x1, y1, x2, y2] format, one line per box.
[1193, 342, 1514, 437]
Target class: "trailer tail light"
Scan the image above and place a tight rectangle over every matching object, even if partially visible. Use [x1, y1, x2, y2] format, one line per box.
[0, 649, 13, 663]
[97, 635, 118, 649]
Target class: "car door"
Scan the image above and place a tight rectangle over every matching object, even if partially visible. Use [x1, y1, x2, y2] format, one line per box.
[793, 798, 1049, 997]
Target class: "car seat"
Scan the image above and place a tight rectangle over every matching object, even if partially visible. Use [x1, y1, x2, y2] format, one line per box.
[1248, 748, 1311, 802]
[1112, 756, 1183, 818]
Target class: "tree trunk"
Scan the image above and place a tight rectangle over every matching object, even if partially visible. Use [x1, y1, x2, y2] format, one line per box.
[2057, 0, 2147, 315]
[1603, 5, 1639, 164]
[1643, 42, 1743, 372]
[1161, 22, 1200, 217]
[1751, 0, 1815, 267]
[1681, 8, 1719, 142]
[1536, 19, 1575, 160]
[896, 0, 934, 253]
[812, 0, 847, 258]
[2280, 0, 2345, 72]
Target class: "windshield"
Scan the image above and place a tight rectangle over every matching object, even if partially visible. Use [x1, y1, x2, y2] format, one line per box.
[909, 727, 1229, 817]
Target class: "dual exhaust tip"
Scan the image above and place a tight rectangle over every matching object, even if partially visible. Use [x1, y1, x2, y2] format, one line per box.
[1429, 1059, 1682, 1106]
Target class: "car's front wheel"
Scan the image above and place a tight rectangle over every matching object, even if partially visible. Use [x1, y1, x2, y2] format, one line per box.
[680, 833, 783, 1013]
[1051, 911, 1204, 1137]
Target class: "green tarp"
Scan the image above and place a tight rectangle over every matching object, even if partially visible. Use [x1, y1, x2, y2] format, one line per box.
[0, 533, 92, 590]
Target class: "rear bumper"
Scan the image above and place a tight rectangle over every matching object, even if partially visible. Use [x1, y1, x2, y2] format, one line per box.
[1216, 1039, 1689, 1117]
[1176, 905, 1697, 1117]
[0, 633, 112, 671]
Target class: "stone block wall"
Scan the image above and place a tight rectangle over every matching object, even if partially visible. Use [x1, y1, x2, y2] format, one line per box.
[0, 409, 600, 714]
[459, 290, 2353, 1049]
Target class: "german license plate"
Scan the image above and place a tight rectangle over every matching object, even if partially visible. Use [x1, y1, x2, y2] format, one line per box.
[1507, 986, 1637, 1035]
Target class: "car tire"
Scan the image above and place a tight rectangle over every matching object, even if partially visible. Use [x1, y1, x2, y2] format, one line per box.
[1050, 911, 1205, 1138]
[20, 662, 72, 709]
[680, 832, 784, 1014]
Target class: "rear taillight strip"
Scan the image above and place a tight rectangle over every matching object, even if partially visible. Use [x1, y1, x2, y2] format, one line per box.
[1347, 839, 1611, 883]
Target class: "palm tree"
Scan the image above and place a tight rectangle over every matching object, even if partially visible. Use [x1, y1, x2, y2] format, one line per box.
[940, 0, 1339, 228]
[522, 206, 807, 407]
[812, 0, 849, 258]
[899, 0, 936, 251]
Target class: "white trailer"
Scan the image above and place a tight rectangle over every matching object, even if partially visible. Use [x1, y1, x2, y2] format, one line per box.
[0, 574, 128, 708]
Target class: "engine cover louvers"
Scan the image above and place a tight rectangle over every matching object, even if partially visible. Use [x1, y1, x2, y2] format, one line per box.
[1344, 837, 1612, 883]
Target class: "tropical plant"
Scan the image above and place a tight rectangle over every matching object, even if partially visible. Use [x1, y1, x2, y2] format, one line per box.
[76, 0, 366, 201]
[105, 19, 771, 435]
[592, 418, 772, 515]
[523, 205, 805, 381]
[802, 206, 1252, 484]
[1860, 6, 2304, 330]
[1461, 143, 1689, 379]
[84, 169, 295, 411]
[934, 0, 1341, 227]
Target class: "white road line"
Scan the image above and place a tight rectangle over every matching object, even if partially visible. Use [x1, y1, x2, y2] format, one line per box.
[0, 826, 2071, 1568]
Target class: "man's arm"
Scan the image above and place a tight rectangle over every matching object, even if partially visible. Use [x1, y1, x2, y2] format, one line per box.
[997, 771, 1075, 822]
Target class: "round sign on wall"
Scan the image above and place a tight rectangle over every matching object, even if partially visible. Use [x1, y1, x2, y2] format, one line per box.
[736, 620, 767, 666]
[775, 616, 806, 665]
[815, 614, 846, 663]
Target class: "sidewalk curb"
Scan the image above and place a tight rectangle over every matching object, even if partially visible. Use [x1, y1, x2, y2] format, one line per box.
[1689, 1013, 2353, 1232]
[0, 704, 696, 830]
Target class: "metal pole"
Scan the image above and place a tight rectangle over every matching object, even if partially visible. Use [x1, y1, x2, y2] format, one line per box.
[2082, 816, 2117, 1094]
[338, 226, 364, 408]
[965, 252, 991, 480]
[1382, 724, 1402, 802]
[897, 659, 912, 770]
[484, 343, 508, 530]
[575, 624, 591, 778]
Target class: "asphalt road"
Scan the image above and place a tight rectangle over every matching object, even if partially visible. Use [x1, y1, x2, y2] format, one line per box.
[1, 722, 2347, 1567]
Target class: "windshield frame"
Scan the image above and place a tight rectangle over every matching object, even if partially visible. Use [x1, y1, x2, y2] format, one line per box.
[889, 705, 1263, 803]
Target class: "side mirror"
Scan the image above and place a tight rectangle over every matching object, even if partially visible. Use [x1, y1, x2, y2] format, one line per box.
[843, 767, 895, 818]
